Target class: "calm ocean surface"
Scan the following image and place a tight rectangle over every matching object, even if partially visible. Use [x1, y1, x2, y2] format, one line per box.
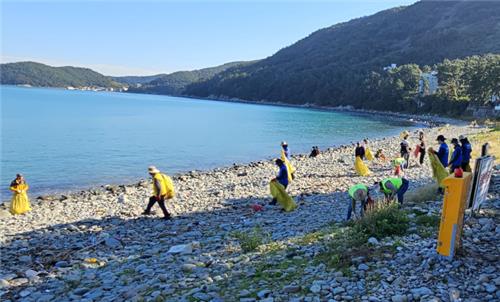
[1, 85, 419, 198]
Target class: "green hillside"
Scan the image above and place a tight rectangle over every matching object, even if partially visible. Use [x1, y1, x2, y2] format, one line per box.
[0, 61, 122, 88]
[127, 61, 255, 95]
[184, 0, 500, 113]
[112, 74, 165, 86]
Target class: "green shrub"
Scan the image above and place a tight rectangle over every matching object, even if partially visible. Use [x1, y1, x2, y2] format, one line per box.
[315, 203, 409, 270]
[314, 227, 368, 269]
[416, 214, 441, 227]
[352, 202, 409, 239]
[233, 227, 267, 253]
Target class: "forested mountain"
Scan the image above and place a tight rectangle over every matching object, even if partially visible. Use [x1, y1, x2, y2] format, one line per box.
[184, 0, 500, 113]
[0, 61, 122, 88]
[2, 1, 498, 116]
[127, 61, 255, 95]
[112, 74, 165, 86]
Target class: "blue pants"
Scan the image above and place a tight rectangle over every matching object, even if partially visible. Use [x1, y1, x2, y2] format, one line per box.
[346, 198, 366, 220]
[397, 178, 409, 204]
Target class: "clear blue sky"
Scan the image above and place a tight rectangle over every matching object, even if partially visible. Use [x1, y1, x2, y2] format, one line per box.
[1, 0, 417, 76]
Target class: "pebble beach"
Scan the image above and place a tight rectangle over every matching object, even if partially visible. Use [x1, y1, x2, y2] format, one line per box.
[1, 123, 499, 302]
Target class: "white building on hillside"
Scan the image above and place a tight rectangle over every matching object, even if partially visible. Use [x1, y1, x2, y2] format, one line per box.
[383, 63, 397, 71]
[419, 71, 438, 96]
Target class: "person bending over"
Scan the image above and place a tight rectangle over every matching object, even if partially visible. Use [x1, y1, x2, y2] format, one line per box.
[346, 183, 371, 220]
[378, 177, 409, 205]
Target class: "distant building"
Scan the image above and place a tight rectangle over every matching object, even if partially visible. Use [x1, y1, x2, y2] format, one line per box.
[419, 71, 438, 96]
[383, 63, 397, 71]
[492, 95, 500, 113]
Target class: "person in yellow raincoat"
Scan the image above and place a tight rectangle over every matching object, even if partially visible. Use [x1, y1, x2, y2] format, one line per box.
[354, 142, 371, 176]
[142, 166, 175, 220]
[9, 174, 32, 215]
[269, 159, 297, 211]
[363, 139, 374, 161]
[281, 141, 296, 181]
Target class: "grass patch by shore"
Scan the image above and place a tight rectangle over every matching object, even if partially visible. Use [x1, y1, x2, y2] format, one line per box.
[415, 213, 441, 238]
[416, 214, 441, 227]
[406, 184, 440, 203]
[350, 202, 409, 239]
[315, 202, 408, 270]
[215, 203, 411, 299]
[232, 226, 269, 253]
[469, 129, 499, 164]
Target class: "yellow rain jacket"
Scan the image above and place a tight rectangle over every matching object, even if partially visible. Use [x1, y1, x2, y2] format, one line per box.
[355, 156, 371, 176]
[281, 149, 296, 182]
[270, 180, 297, 212]
[152, 173, 175, 199]
[365, 147, 374, 161]
[428, 149, 449, 188]
[10, 182, 31, 215]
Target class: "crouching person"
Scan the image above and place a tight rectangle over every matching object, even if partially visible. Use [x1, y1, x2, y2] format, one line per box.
[346, 183, 370, 221]
[142, 166, 175, 220]
[378, 177, 409, 205]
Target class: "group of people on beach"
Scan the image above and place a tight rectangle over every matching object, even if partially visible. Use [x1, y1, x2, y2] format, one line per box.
[345, 130, 474, 220]
[7, 131, 474, 221]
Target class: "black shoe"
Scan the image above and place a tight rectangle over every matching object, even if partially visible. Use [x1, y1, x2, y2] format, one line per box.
[163, 215, 172, 220]
[142, 211, 152, 216]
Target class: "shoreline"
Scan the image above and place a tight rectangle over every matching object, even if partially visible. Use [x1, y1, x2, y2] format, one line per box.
[2, 122, 480, 207]
[137, 90, 465, 127]
[7, 121, 428, 203]
[1, 85, 468, 201]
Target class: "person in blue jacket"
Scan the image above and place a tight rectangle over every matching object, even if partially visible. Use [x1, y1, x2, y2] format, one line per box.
[433, 135, 449, 167]
[270, 158, 289, 205]
[448, 138, 463, 173]
[459, 135, 472, 172]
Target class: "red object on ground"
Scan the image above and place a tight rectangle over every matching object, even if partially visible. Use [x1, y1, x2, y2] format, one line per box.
[454, 167, 464, 178]
[251, 204, 264, 212]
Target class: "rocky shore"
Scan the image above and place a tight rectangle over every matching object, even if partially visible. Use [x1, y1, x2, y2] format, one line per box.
[1, 124, 498, 302]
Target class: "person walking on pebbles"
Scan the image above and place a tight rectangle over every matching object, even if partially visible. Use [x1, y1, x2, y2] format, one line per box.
[9, 174, 32, 215]
[142, 166, 175, 220]
[414, 131, 426, 166]
[400, 131, 411, 169]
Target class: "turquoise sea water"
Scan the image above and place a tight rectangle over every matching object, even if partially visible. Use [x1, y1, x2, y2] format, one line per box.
[1, 85, 418, 197]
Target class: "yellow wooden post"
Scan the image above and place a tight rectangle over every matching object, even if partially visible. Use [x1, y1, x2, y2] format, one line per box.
[436, 172, 472, 259]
